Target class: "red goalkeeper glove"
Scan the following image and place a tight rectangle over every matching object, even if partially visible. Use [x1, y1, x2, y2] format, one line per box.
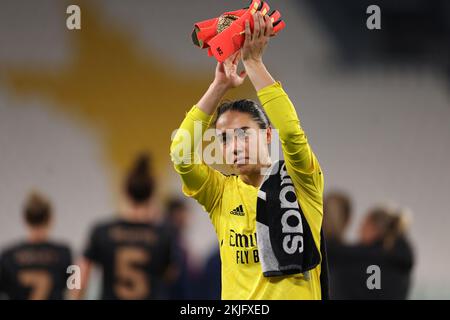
[192, 0, 286, 62]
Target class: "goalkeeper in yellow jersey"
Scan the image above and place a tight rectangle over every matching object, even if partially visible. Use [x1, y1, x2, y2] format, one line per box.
[170, 12, 326, 300]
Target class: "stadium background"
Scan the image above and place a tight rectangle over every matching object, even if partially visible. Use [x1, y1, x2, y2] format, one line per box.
[0, 0, 449, 298]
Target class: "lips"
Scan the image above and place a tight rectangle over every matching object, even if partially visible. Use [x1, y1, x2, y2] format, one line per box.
[234, 157, 249, 164]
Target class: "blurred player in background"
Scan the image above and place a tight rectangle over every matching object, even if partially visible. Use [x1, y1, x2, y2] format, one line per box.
[163, 198, 199, 299]
[323, 191, 352, 244]
[323, 191, 354, 299]
[73, 154, 177, 300]
[0, 192, 72, 300]
[327, 204, 414, 299]
[164, 198, 223, 299]
[357, 206, 415, 299]
[201, 247, 221, 300]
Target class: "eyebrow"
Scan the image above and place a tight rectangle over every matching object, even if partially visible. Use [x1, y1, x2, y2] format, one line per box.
[216, 127, 251, 134]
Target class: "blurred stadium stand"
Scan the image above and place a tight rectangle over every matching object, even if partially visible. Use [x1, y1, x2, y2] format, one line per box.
[303, 0, 450, 77]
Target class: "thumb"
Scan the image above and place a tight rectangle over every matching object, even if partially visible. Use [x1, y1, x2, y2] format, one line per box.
[239, 70, 247, 80]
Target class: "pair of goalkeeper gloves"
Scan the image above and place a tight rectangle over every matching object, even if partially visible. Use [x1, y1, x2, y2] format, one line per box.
[192, 0, 286, 62]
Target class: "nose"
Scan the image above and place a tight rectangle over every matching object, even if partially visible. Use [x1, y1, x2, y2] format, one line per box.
[232, 136, 245, 156]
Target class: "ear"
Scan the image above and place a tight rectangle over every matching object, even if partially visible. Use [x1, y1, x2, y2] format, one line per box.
[266, 126, 272, 144]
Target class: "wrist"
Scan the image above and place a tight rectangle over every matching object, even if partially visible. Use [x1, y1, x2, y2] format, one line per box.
[210, 80, 230, 94]
[243, 58, 264, 68]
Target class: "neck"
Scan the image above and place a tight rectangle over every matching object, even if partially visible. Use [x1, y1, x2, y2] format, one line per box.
[239, 161, 272, 188]
[240, 171, 265, 188]
[28, 227, 49, 243]
[125, 207, 148, 222]
[123, 201, 159, 223]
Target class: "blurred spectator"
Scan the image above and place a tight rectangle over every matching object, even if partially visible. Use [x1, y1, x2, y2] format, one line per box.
[357, 206, 415, 299]
[328, 203, 414, 299]
[323, 191, 352, 243]
[73, 154, 177, 300]
[0, 192, 72, 300]
[164, 198, 192, 299]
[323, 191, 353, 299]
[201, 247, 221, 300]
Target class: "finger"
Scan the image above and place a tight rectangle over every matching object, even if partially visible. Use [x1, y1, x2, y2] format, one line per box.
[264, 14, 273, 37]
[223, 61, 233, 76]
[221, 62, 230, 76]
[216, 62, 223, 73]
[239, 70, 247, 80]
[258, 12, 265, 38]
[231, 51, 240, 65]
[244, 19, 252, 45]
[233, 51, 241, 65]
[252, 13, 260, 40]
[263, 15, 269, 37]
[223, 57, 230, 67]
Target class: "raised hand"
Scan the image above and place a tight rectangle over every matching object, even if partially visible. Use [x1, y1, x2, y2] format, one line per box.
[213, 51, 247, 90]
[242, 12, 273, 64]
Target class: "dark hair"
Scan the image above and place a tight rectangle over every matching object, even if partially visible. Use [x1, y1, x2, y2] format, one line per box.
[367, 206, 409, 250]
[325, 191, 352, 226]
[166, 198, 188, 218]
[166, 198, 186, 214]
[24, 192, 52, 227]
[125, 153, 155, 204]
[323, 191, 352, 241]
[214, 99, 271, 129]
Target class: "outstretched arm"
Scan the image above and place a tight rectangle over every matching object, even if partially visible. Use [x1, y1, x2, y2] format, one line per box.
[170, 54, 246, 211]
[241, 12, 276, 91]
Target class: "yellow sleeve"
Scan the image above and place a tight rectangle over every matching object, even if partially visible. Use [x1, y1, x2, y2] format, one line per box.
[258, 82, 324, 251]
[170, 105, 225, 213]
[257, 81, 323, 194]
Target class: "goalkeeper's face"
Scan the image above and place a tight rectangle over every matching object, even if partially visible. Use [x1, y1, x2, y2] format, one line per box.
[215, 110, 272, 175]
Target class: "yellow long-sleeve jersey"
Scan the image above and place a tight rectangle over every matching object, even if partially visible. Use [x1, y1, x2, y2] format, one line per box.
[170, 82, 324, 299]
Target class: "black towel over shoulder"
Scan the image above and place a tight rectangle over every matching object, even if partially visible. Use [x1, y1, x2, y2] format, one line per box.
[256, 160, 329, 299]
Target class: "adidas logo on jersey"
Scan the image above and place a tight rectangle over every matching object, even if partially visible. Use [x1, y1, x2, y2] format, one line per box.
[230, 205, 245, 216]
